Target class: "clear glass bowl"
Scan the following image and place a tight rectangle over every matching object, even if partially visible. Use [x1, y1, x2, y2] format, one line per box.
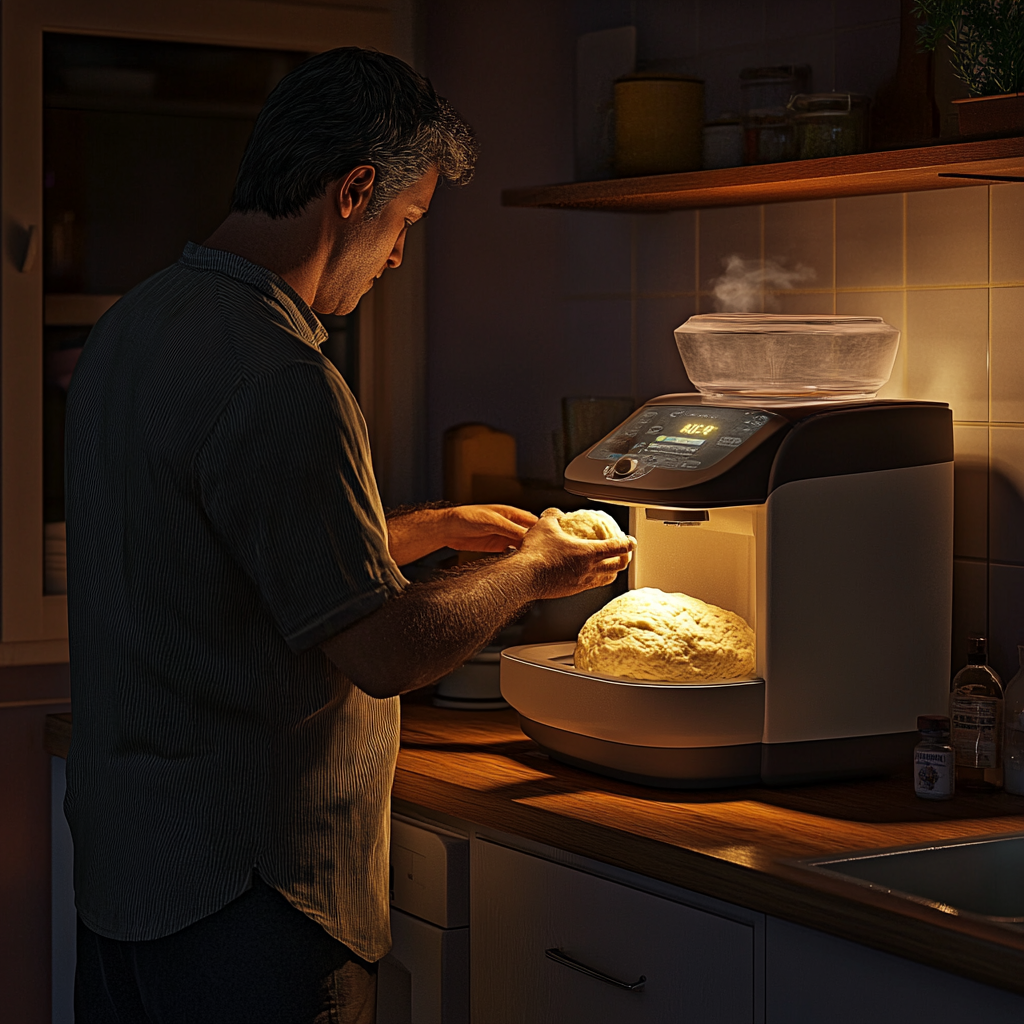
[674, 314, 900, 403]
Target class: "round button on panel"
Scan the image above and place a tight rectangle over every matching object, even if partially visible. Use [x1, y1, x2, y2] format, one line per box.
[611, 456, 638, 477]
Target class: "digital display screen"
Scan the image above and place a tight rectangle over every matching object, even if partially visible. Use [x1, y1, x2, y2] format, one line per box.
[587, 405, 776, 474]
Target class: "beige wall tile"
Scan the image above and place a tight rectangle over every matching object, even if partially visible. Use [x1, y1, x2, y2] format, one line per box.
[561, 211, 632, 298]
[635, 210, 697, 296]
[906, 187, 988, 287]
[772, 291, 834, 314]
[991, 287, 1024, 423]
[905, 288, 988, 421]
[763, 199, 834, 291]
[953, 424, 988, 560]
[990, 426, 1024, 566]
[988, 564, 1024, 683]
[698, 205, 761, 305]
[835, 193, 903, 289]
[991, 183, 1024, 284]
[953, 559, 987, 676]
[636, 295, 696, 402]
[836, 290, 906, 398]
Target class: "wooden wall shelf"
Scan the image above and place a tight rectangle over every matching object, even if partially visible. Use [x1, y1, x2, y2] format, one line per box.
[501, 136, 1024, 212]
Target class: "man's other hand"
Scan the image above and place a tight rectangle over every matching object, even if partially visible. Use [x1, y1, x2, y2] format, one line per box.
[439, 504, 538, 552]
[387, 504, 538, 565]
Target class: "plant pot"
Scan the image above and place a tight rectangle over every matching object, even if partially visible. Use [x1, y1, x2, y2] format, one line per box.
[953, 92, 1024, 135]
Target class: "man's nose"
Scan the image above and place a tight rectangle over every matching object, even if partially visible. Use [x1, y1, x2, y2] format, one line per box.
[387, 233, 407, 269]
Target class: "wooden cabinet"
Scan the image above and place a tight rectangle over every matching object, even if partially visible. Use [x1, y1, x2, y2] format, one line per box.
[471, 838, 759, 1024]
[0, 0, 400, 665]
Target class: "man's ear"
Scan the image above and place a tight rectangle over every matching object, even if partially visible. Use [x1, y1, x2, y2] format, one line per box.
[337, 165, 376, 220]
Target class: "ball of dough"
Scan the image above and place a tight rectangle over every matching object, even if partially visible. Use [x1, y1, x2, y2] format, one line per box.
[555, 508, 625, 541]
[575, 587, 755, 684]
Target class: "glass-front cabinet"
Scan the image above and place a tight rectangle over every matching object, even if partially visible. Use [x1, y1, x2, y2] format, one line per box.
[2, 0, 391, 662]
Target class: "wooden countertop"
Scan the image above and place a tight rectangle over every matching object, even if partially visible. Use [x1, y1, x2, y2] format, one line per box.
[388, 700, 1024, 996]
[46, 704, 1024, 994]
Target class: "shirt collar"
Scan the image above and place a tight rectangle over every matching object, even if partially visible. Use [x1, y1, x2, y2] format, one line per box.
[179, 241, 329, 349]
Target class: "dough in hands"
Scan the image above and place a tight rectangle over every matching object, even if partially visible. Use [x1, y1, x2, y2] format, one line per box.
[575, 587, 755, 684]
[554, 508, 625, 541]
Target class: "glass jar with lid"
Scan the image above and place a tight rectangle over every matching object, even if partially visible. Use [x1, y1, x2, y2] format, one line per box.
[738, 65, 809, 165]
[739, 65, 809, 117]
[788, 92, 869, 159]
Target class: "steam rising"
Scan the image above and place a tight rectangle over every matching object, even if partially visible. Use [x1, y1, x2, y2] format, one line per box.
[710, 254, 815, 312]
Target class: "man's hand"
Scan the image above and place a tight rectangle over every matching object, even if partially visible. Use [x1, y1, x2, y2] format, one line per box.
[513, 508, 635, 600]
[324, 506, 635, 698]
[387, 504, 538, 565]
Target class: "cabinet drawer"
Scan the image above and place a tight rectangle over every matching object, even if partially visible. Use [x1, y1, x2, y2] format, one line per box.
[471, 839, 754, 1024]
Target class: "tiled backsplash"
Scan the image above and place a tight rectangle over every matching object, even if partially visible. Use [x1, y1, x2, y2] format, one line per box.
[565, 183, 1024, 680]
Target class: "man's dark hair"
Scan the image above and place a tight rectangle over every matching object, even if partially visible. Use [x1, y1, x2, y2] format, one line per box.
[232, 47, 476, 219]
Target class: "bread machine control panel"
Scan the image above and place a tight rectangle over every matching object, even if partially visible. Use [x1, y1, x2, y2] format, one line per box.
[589, 404, 779, 481]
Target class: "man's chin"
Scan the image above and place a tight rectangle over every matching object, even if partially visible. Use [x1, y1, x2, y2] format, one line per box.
[314, 296, 360, 317]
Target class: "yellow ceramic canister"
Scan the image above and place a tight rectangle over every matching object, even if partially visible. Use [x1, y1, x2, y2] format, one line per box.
[613, 72, 704, 176]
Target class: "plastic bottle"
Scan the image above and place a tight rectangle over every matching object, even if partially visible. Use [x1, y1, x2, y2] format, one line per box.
[950, 635, 1003, 790]
[1003, 646, 1024, 796]
[914, 715, 955, 800]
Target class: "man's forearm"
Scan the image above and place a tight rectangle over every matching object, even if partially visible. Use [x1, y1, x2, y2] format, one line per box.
[323, 510, 633, 699]
[320, 553, 539, 698]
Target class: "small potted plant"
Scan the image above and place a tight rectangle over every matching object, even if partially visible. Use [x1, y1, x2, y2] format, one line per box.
[914, 0, 1024, 134]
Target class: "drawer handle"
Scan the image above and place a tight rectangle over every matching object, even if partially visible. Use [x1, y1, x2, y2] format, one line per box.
[544, 948, 646, 992]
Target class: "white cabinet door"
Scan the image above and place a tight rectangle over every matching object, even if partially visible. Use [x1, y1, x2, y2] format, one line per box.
[766, 917, 1024, 1024]
[471, 839, 755, 1024]
[379, 909, 468, 1024]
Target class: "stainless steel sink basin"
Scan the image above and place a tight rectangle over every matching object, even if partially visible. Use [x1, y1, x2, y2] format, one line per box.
[800, 831, 1024, 924]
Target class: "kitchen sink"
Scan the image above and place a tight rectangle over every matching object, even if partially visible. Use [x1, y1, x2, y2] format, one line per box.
[799, 831, 1024, 924]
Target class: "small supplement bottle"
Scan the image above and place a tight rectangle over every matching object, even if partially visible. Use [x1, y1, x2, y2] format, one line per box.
[914, 715, 955, 800]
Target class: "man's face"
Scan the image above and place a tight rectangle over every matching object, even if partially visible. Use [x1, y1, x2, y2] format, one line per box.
[316, 168, 438, 315]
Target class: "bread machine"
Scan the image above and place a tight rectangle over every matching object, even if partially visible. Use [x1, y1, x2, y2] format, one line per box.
[500, 394, 954, 787]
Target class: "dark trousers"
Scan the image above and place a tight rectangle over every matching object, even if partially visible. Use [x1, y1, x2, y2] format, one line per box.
[75, 875, 377, 1024]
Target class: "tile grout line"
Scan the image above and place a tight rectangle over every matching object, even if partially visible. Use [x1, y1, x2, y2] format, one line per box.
[630, 215, 638, 403]
[694, 208, 701, 313]
[625, 281, 1024, 300]
[902, 191, 908, 400]
[831, 198, 837, 315]
[759, 203, 766, 311]
[986, 184, 993, 645]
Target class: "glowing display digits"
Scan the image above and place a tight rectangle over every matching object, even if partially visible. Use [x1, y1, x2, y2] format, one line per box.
[678, 422, 718, 437]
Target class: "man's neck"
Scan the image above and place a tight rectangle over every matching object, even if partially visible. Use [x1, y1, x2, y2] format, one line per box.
[203, 208, 329, 308]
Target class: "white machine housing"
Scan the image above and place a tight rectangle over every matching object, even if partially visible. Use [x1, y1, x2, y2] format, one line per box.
[501, 396, 953, 787]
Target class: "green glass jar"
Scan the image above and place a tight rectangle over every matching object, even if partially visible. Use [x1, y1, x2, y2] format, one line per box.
[789, 92, 869, 160]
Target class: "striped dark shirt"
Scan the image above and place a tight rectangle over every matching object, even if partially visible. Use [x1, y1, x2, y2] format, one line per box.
[64, 242, 405, 960]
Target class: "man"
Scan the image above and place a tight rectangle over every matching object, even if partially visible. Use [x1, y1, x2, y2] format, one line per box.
[65, 47, 632, 1023]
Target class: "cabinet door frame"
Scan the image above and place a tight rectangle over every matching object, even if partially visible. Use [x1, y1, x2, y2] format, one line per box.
[0, 0, 391, 661]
